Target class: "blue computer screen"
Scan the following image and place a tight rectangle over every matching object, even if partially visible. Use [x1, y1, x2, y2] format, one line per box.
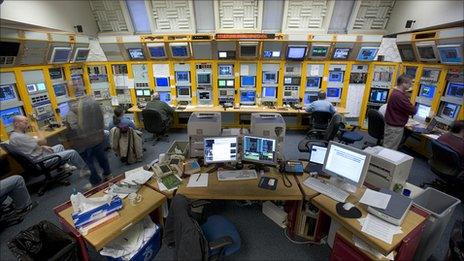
[53, 48, 71, 63]
[327, 88, 340, 98]
[369, 89, 388, 103]
[219, 65, 233, 76]
[329, 72, 343, 82]
[419, 84, 435, 99]
[241, 76, 255, 86]
[156, 77, 169, 87]
[287, 46, 307, 60]
[240, 91, 255, 102]
[0, 85, 16, 101]
[159, 92, 171, 103]
[446, 82, 464, 98]
[438, 46, 462, 64]
[171, 46, 188, 57]
[304, 93, 318, 104]
[264, 87, 276, 97]
[176, 71, 189, 82]
[441, 102, 459, 119]
[357, 47, 378, 61]
[306, 77, 321, 88]
[0, 107, 22, 126]
[149, 46, 166, 58]
[53, 83, 67, 96]
[263, 50, 273, 58]
[128, 48, 145, 60]
[58, 102, 69, 117]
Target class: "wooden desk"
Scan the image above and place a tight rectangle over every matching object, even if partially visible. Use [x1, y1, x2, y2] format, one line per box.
[174, 105, 348, 115]
[56, 185, 166, 251]
[176, 168, 303, 201]
[295, 173, 320, 201]
[312, 193, 426, 256]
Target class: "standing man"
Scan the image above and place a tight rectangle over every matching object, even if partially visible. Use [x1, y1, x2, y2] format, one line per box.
[384, 74, 417, 150]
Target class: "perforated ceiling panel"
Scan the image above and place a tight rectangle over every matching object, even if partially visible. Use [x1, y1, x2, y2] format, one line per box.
[348, 0, 395, 34]
[282, 0, 334, 33]
[150, 0, 195, 33]
[89, 0, 129, 33]
[215, 0, 262, 32]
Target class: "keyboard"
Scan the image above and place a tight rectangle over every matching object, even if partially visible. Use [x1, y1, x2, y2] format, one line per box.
[303, 177, 349, 202]
[217, 170, 258, 181]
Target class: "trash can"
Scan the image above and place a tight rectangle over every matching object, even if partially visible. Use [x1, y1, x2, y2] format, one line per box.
[412, 187, 461, 261]
[8, 220, 78, 261]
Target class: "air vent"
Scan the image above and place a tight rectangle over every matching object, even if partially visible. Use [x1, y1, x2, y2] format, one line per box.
[0, 56, 16, 65]
[414, 32, 437, 40]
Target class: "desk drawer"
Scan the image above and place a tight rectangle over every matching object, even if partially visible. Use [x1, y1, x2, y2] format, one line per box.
[331, 233, 370, 261]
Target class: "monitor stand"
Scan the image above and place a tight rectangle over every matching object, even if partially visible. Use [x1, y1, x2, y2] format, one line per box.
[329, 176, 357, 194]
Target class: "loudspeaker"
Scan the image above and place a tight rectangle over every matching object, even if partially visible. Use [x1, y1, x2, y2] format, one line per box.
[74, 25, 83, 33]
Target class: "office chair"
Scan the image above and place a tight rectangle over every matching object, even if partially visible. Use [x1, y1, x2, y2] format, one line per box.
[298, 114, 342, 153]
[306, 111, 334, 139]
[422, 140, 464, 200]
[364, 109, 385, 147]
[142, 109, 170, 145]
[0, 143, 72, 196]
[156, 195, 240, 261]
[338, 122, 364, 145]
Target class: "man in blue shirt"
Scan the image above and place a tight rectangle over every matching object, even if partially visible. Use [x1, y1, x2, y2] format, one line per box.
[305, 91, 336, 114]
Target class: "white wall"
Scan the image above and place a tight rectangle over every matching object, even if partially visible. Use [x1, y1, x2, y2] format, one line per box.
[387, 0, 464, 34]
[0, 0, 99, 36]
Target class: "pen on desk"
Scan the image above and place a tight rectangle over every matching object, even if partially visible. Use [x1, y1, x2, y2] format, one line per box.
[196, 173, 201, 182]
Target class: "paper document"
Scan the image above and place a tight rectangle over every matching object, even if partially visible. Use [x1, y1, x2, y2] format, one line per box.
[187, 173, 209, 187]
[353, 236, 395, 260]
[378, 148, 404, 162]
[359, 188, 391, 209]
[360, 214, 402, 244]
[124, 167, 153, 185]
[111, 97, 119, 106]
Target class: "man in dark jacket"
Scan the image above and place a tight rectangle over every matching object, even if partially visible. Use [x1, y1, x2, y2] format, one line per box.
[145, 92, 175, 128]
[383, 74, 417, 150]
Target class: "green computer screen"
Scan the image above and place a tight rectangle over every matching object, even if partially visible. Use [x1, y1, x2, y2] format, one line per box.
[218, 80, 226, 87]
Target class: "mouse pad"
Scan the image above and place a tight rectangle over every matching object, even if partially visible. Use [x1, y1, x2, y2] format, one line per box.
[258, 177, 277, 190]
[336, 202, 362, 219]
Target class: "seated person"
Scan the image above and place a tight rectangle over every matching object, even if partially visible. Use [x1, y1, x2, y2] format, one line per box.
[108, 106, 136, 130]
[305, 91, 336, 114]
[145, 92, 175, 127]
[9, 116, 88, 173]
[0, 175, 37, 225]
[437, 120, 464, 166]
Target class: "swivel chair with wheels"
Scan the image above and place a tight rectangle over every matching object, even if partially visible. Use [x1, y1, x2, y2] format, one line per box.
[364, 109, 385, 147]
[306, 111, 334, 139]
[0, 143, 72, 196]
[298, 114, 342, 153]
[142, 109, 170, 145]
[338, 123, 364, 145]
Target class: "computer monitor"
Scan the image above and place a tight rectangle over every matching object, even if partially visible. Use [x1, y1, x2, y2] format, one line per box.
[240, 90, 255, 105]
[203, 137, 238, 164]
[27, 84, 37, 93]
[304, 93, 318, 105]
[439, 102, 459, 120]
[262, 87, 276, 98]
[197, 73, 211, 84]
[240, 44, 257, 57]
[53, 83, 67, 97]
[329, 71, 343, 82]
[0, 107, 23, 127]
[147, 43, 167, 59]
[176, 71, 190, 83]
[241, 76, 255, 87]
[369, 89, 388, 103]
[155, 77, 169, 87]
[242, 136, 276, 166]
[416, 43, 438, 62]
[58, 102, 69, 117]
[219, 65, 233, 76]
[263, 72, 278, 84]
[177, 86, 190, 96]
[397, 44, 417, 62]
[356, 47, 379, 61]
[446, 82, 464, 98]
[143, 89, 151, 96]
[306, 77, 321, 88]
[0, 84, 17, 101]
[36, 83, 47, 91]
[198, 91, 210, 100]
[332, 48, 350, 60]
[136, 90, 144, 96]
[310, 45, 330, 59]
[322, 141, 371, 193]
[286, 45, 307, 60]
[50, 47, 72, 63]
[127, 48, 145, 60]
[419, 84, 435, 99]
[437, 44, 463, 64]
[310, 145, 327, 165]
[263, 50, 281, 58]
[170, 43, 190, 58]
[218, 80, 226, 87]
[226, 80, 234, 87]
[327, 88, 340, 98]
[414, 103, 431, 121]
[159, 92, 171, 103]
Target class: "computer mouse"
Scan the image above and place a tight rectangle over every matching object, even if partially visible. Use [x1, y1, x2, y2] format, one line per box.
[343, 202, 355, 211]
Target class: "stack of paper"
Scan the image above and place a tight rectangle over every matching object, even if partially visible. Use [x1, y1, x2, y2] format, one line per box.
[187, 173, 209, 187]
[124, 167, 153, 185]
[359, 214, 402, 244]
[359, 189, 391, 209]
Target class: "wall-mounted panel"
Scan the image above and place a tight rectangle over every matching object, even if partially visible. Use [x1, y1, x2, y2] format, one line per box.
[282, 0, 334, 34]
[193, 0, 215, 32]
[150, 0, 196, 33]
[347, 0, 395, 34]
[89, 0, 130, 33]
[262, 0, 284, 33]
[214, 0, 263, 32]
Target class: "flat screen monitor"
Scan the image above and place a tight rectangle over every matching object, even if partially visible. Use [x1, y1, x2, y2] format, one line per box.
[143, 89, 151, 96]
[241, 76, 255, 87]
[177, 86, 190, 96]
[263, 72, 277, 84]
[159, 92, 171, 103]
[73, 48, 90, 62]
[204, 137, 238, 163]
[306, 77, 321, 88]
[218, 80, 226, 87]
[332, 48, 350, 60]
[240, 44, 257, 57]
[263, 50, 280, 58]
[327, 88, 340, 98]
[357, 47, 378, 61]
[310, 45, 329, 59]
[440, 102, 459, 120]
[219, 65, 233, 76]
[176, 71, 190, 83]
[398, 44, 416, 62]
[136, 90, 144, 96]
[218, 51, 227, 59]
[36, 83, 46, 91]
[415, 103, 431, 120]
[155, 77, 169, 87]
[240, 90, 255, 104]
[170, 43, 190, 58]
[419, 84, 435, 99]
[49, 68, 63, 80]
[437, 44, 463, 64]
[310, 145, 327, 164]
[243, 136, 276, 166]
[416, 43, 437, 61]
[127, 48, 145, 60]
[0, 107, 23, 127]
[53, 83, 67, 97]
[322, 141, 370, 193]
[147, 43, 166, 59]
[446, 82, 464, 98]
[286, 45, 307, 60]
[263, 87, 276, 98]
[329, 71, 343, 82]
[58, 102, 69, 117]
[304, 93, 318, 105]
[369, 89, 388, 103]
[0, 85, 17, 101]
[226, 80, 234, 87]
[197, 74, 211, 84]
[27, 84, 37, 93]
[51, 47, 72, 63]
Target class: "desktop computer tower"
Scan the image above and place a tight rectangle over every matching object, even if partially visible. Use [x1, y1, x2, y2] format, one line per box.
[188, 112, 222, 158]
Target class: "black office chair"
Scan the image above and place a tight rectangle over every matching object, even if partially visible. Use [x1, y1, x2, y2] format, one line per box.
[298, 114, 342, 153]
[306, 111, 334, 139]
[364, 109, 385, 147]
[142, 109, 170, 144]
[0, 143, 72, 196]
[422, 139, 464, 200]
[155, 195, 240, 261]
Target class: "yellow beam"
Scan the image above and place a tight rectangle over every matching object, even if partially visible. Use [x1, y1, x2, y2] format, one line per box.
[212, 60, 219, 106]
[340, 62, 352, 108]
[300, 62, 308, 106]
[42, 67, 61, 122]
[277, 61, 285, 107]
[358, 63, 375, 128]
[190, 61, 197, 105]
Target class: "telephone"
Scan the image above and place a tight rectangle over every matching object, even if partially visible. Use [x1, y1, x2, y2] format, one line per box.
[152, 163, 173, 178]
[280, 160, 304, 175]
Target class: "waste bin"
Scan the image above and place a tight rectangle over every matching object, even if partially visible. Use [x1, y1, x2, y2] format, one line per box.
[8, 220, 78, 261]
[412, 187, 461, 261]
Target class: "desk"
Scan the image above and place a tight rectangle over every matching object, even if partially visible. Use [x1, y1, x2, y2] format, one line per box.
[403, 121, 445, 158]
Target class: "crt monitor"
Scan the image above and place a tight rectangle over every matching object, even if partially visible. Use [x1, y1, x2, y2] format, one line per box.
[369, 89, 388, 103]
[440, 102, 459, 120]
[398, 44, 416, 62]
[437, 45, 463, 64]
[0, 107, 23, 127]
[147, 43, 166, 59]
[127, 48, 145, 60]
[416, 43, 437, 61]
[310, 45, 330, 58]
[143, 89, 151, 96]
[446, 82, 464, 98]
[58, 102, 69, 117]
[286, 46, 307, 60]
[241, 76, 255, 87]
[414, 103, 431, 121]
[53, 83, 67, 97]
[218, 79, 226, 87]
[243, 136, 276, 166]
[219, 65, 233, 76]
[155, 77, 169, 87]
[327, 88, 340, 98]
[332, 48, 350, 60]
[177, 86, 190, 96]
[203, 137, 238, 163]
[240, 90, 255, 104]
[51, 47, 72, 63]
[262, 87, 276, 98]
[159, 92, 171, 103]
[176, 71, 190, 82]
[263, 72, 277, 84]
[170, 43, 190, 58]
[304, 93, 318, 105]
[0, 84, 17, 101]
[356, 47, 378, 61]
[74, 48, 90, 62]
[306, 77, 321, 88]
[322, 141, 371, 193]
[263, 50, 280, 58]
[197, 74, 211, 84]
[419, 84, 435, 99]
[36, 83, 47, 91]
[136, 90, 144, 96]
[329, 71, 343, 82]
[226, 80, 234, 87]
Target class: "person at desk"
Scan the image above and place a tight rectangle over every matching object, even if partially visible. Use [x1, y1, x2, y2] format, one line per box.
[9, 116, 88, 173]
[108, 106, 136, 130]
[145, 92, 175, 127]
[437, 120, 464, 165]
[384, 74, 417, 150]
[305, 91, 336, 114]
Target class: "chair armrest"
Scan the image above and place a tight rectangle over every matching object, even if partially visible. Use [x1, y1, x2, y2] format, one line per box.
[34, 154, 63, 170]
[208, 236, 233, 251]
[190, 200, 211, 208]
